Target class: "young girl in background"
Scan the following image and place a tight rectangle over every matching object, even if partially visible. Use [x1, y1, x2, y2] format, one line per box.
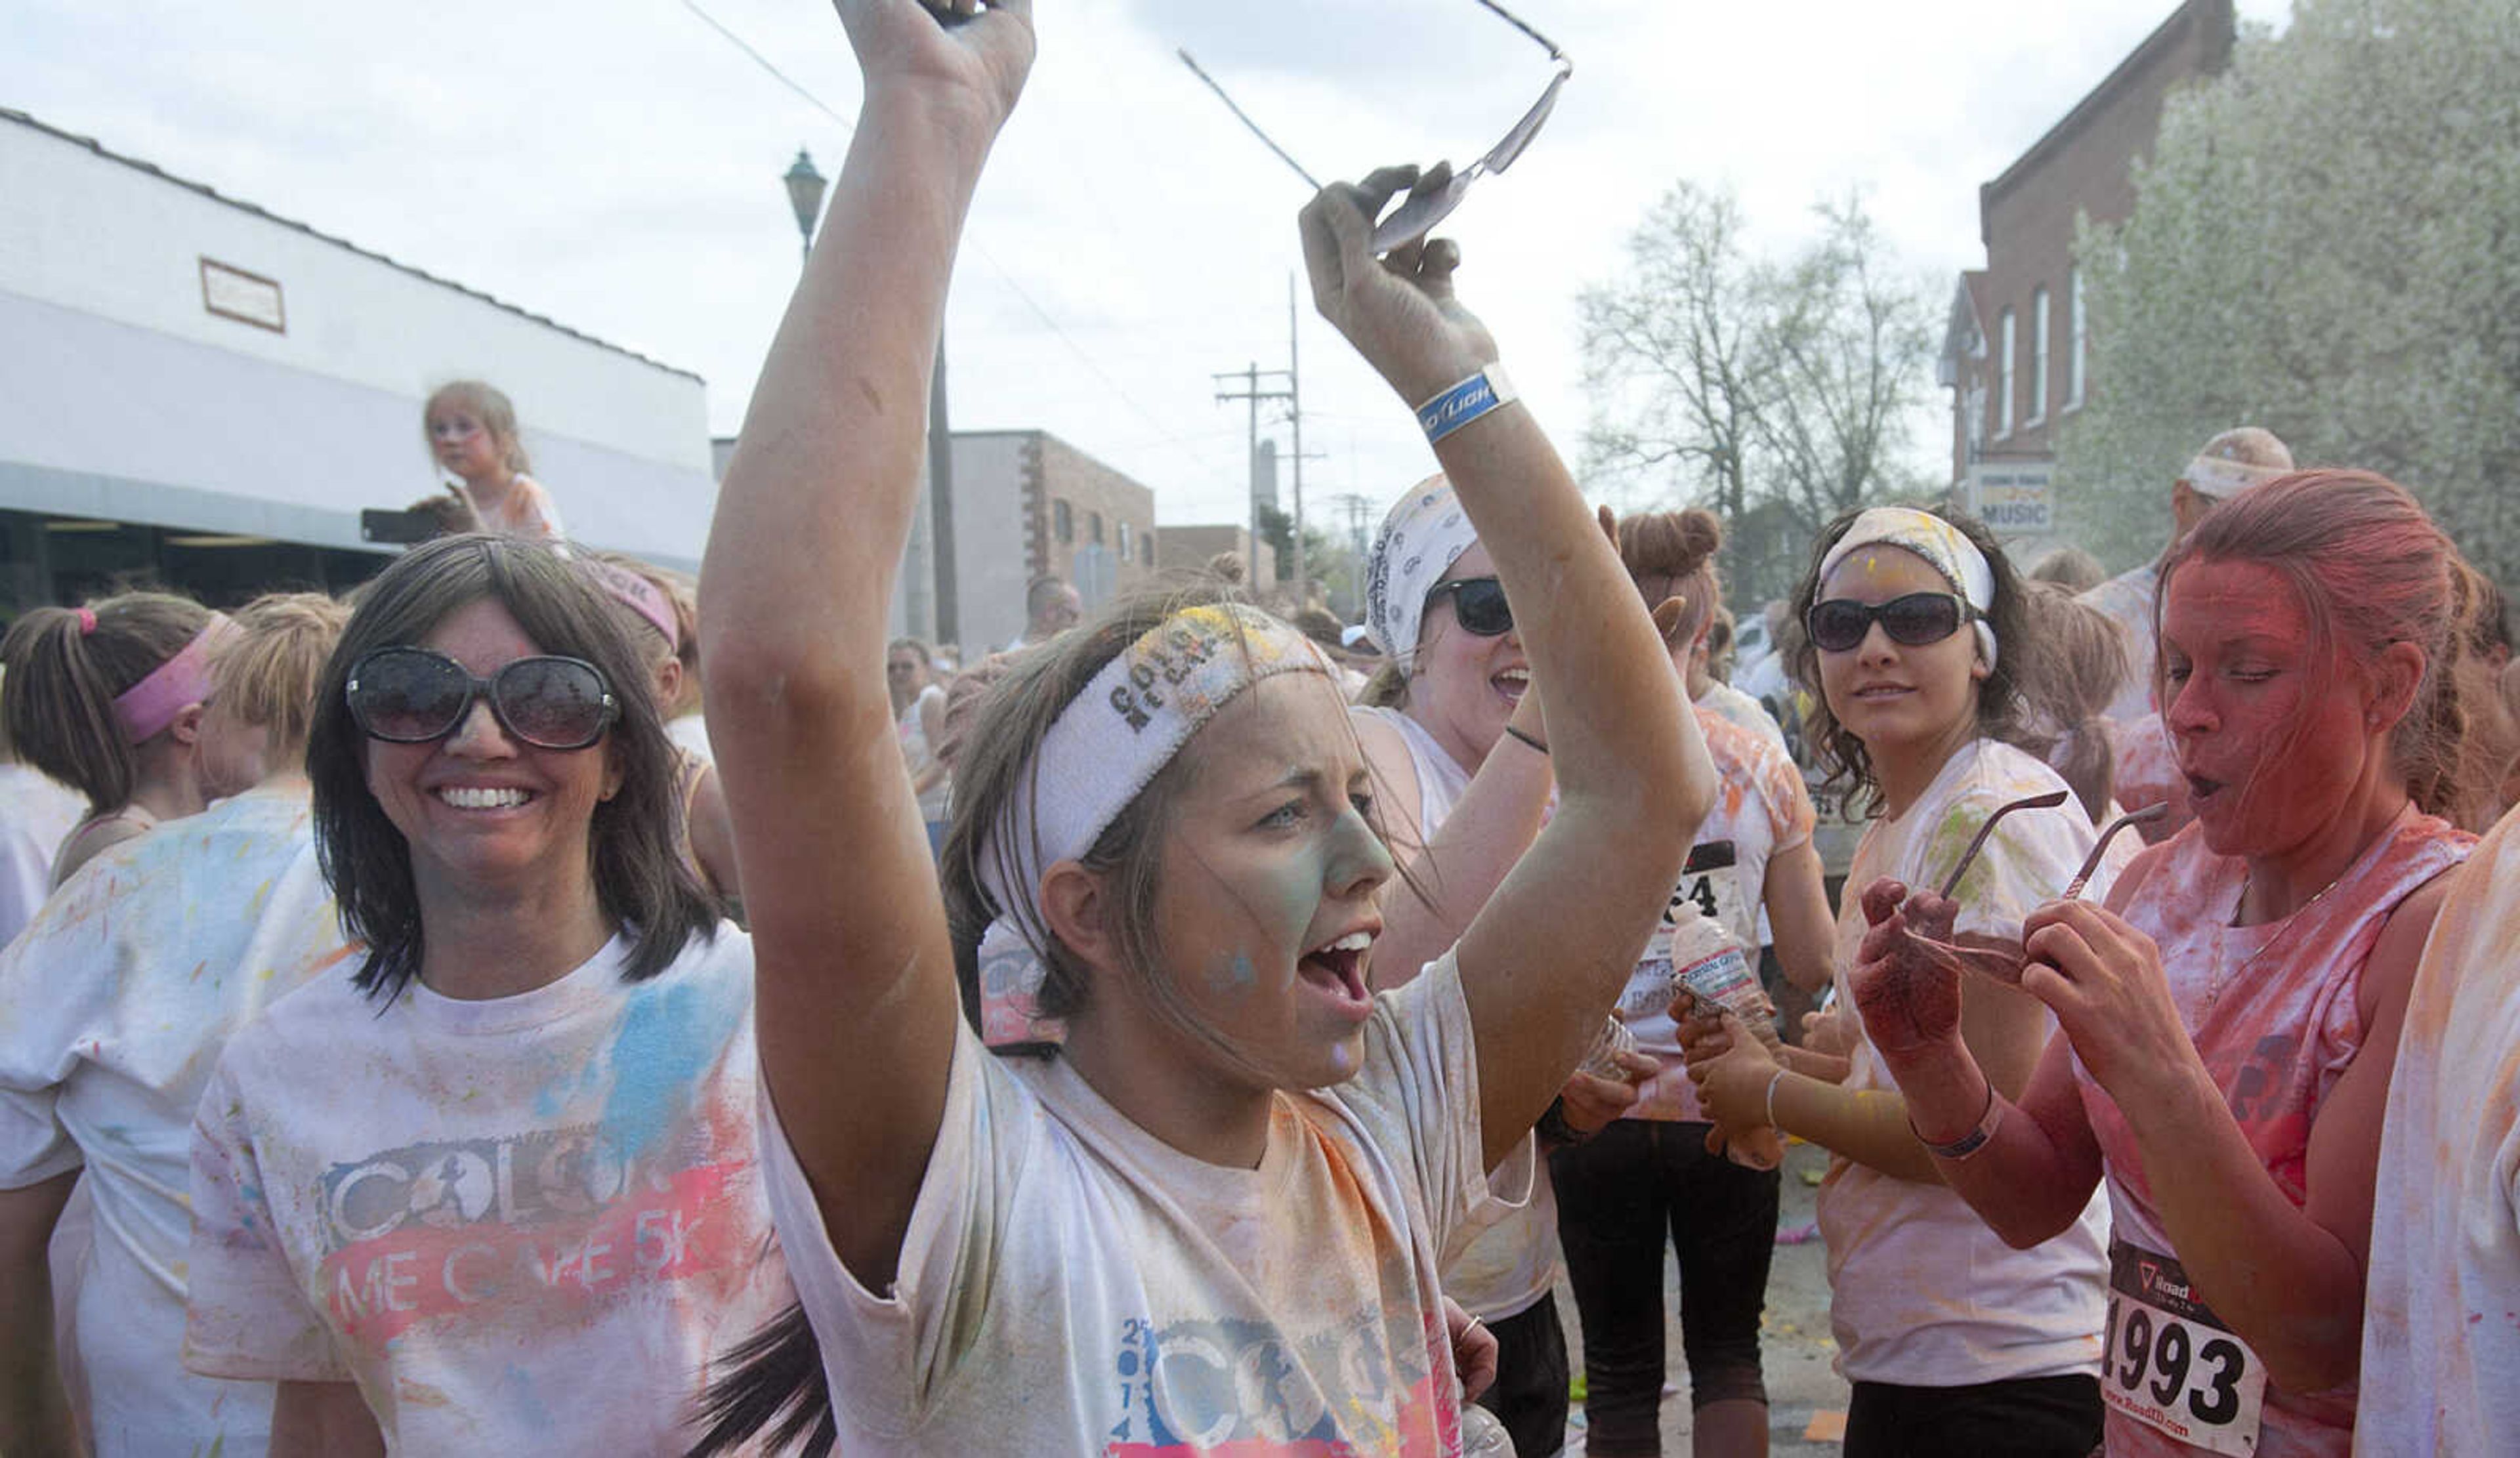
[421, 379, 564, 539]
[1685, 506, 2119, 1456]
[0, 593, 350, 1457]
[690, 3, 1711, 1451]
[589, 553, 740, 905]
[1855, 472, 2479, 1457]
[0, 591, 234, 884]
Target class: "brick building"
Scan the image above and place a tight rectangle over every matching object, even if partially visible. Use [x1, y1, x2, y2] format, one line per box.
[1939, 0, 2235, 531]
[1155, 524, 1276, 591]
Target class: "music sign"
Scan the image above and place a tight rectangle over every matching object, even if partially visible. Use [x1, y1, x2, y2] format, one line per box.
[1967, 461, 2053, 537]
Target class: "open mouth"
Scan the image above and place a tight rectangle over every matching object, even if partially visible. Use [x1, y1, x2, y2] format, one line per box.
[2184, 772, 2225, 806]
[1493, 667, 1529, 703]
[1299, 930, 1375, 1014]
[1852, 682, 1913, 701]
[437, 786, 534, 811]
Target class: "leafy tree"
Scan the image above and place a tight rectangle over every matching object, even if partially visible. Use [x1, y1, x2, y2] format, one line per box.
[2062, 0, 2520, 582]
[1580, 184, 1939, 606]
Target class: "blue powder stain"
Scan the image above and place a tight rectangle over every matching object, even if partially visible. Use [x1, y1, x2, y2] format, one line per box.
[596, 979, 720, 1161]
[1230, 953, 1255, 987]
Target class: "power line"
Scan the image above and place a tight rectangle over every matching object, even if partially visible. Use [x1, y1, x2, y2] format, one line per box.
[673, 0, 1241, 500]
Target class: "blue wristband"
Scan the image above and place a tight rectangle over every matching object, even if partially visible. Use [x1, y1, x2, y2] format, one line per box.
[1415, 365, 1519, 444]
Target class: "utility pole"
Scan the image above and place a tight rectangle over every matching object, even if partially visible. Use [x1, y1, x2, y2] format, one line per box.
[1213, 362, 1293, 588]
[1286, 275, 1307, 606]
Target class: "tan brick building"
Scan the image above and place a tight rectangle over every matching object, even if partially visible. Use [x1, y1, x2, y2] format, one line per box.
[1941, 0, 2235, 513]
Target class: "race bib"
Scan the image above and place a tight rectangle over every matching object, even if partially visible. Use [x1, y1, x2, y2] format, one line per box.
[1666, 840, 1752, 946]
[2103, 1239, 2265, 1455]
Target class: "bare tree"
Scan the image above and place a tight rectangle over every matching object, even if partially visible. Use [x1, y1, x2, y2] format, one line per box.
[1582, 184, 1938, 602]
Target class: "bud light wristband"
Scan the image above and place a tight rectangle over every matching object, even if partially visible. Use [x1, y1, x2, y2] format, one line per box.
[1415, 365, 1519, 445]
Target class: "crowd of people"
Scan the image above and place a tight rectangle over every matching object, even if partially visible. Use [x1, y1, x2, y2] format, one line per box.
[5, 3, 2520, 1456]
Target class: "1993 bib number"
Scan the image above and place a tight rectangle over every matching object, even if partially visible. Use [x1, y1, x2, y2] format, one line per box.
[2103, 1241, 2264, 1455]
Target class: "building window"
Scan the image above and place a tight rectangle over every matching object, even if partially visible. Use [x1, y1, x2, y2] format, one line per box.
[1141, 534, 1155, 566]
[1090, 511, 1104, 545]
[2067, 266, 2086, 409]
[1117, 520, 1131, 560]
[1054, 499, 1073, 544]
[1995, 307, 2016, 440]
[2027, 286, 2049, 427]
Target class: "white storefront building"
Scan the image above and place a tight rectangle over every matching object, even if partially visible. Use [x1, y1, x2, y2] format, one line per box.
[0, 106, 716, 610]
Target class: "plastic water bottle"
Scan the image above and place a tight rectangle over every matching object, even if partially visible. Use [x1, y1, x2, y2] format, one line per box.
[1460, 1401, 1517, 1455]
[1663, 912, 1784, 1171]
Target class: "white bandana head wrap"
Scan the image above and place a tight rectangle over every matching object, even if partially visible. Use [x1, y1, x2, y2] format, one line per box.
[2181, 427, 2295, 500]
[975, 603, 1338, 1047]
[1817, 507, 2001, 670]
[1363, 474, 1480, 665]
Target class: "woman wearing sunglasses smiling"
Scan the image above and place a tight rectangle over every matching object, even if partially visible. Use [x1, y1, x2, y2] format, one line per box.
[180, 534, 791, 1453]
[1681, 505, 2124, 1456]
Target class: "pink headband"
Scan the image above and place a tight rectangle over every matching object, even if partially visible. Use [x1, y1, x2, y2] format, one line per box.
[583, 560, 679, 652]
[112, 615, 233, 745]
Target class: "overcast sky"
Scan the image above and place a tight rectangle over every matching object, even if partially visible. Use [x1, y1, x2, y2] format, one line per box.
[9, 0, 2286, 537]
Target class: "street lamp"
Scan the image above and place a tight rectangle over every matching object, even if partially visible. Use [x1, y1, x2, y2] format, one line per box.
[783, 148, 827, 270]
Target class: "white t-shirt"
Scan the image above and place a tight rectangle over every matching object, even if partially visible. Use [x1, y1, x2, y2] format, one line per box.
[2358, 807, 2520, 1455]
[1626, 708, 1816, 1122]
[184, 929, 792, 1452]
[2080, 563, 2160, 725]
[765, 950, 1524, 1453]
[897, 682, 950, 821]
[1818, 739, 2116, 1387]
[1350, 703, 1557, 1324]
[1695, 679, 1790, 756]
[667, 713, 714, 766]
[0, 762, 82, 948]
[0, 781, 348, 1457]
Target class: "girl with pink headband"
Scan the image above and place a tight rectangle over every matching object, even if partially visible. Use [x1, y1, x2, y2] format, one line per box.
[0, 593, 250, 886]
[688, 3, 1713, 1451]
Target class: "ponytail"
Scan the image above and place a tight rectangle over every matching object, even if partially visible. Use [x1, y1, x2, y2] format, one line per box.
[0, 593, 212, 814]
[685, 1304, 835, 1457]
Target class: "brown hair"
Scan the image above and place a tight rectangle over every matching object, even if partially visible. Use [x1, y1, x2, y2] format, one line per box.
[2163, 470, 2488, 828]
[2027, 545, 2107, 594]
[423, 380, 532, 475]
[1615, 508, 1725, 650]
[211, 593, 352, 773]
[0, 592, 215, 814]
[2022, 582, 2125, 821]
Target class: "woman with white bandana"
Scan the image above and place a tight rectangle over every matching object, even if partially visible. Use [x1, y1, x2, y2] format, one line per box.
[1682, 505, 2119, 1455]
[688, 2, 1715, 1452]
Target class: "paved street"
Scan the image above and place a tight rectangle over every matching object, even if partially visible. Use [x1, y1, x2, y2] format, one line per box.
[1553, 1138, 1850, 1457]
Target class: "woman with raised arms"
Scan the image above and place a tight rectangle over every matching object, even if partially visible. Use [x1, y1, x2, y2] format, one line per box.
[694, 1, 1711, 1451]
[1851, 470, 2480, 1457]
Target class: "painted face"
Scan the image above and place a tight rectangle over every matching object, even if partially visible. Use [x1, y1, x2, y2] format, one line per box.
[197, 691, 271, 799]
[1408, 540, 1527, 772]
[427, 407, 504, 482]
[2158, 558, 2373, 858]
[1144, 673, 1396, 1091]
[1812, 543, 1987, 772]
[362, 596, 623, 904]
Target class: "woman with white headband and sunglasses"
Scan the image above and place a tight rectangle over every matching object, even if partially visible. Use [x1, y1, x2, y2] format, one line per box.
[1681, 505, 2121, 1455]
[687, 2, 1711, 1452]
[180, 535, 791, 1451]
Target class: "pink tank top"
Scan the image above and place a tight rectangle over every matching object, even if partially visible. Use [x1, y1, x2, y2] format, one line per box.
[2077, 806, 2471, 1457]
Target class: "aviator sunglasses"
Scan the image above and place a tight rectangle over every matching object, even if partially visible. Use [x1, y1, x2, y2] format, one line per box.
[1428, 576, 1515, 637]
[346, 646, 619, 751]
[1805, 593, 1974, 654]
[1179, 0, 1572, 253]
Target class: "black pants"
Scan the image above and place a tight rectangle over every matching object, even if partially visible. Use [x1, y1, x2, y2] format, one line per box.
[1843, 1373, 2102, 1458]
[1470, 1289, 1570, 1458]
[1551, 1121, 1779, 1456]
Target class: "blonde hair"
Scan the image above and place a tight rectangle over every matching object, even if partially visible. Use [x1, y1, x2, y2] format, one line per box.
[211, 593, 352, 772]
[423, 380, 532, 475]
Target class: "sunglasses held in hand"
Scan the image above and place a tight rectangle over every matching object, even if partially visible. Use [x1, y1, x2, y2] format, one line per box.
[346, 647, 620, 751]
[1179, 0, 1571, 253]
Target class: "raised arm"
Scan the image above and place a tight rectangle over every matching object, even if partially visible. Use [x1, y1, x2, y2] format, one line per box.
[1302, 177, 1714, 1170]
[700, 0, 1032, 1290]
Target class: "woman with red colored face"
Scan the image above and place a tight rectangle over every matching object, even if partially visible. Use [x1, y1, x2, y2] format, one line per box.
[1853, 470, 2485, 1458]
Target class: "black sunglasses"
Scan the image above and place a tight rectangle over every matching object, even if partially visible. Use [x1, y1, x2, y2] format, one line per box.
[1428, 576, 1514, 637]
[346, 647, 619, 751]
[1805, 593, 1973, 654]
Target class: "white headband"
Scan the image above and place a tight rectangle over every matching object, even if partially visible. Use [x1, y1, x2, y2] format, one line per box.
[2183, 453, 2290, 501]
[1364, 474, 1479, 665]
[1818, 507, 2000, 670]
[975, 603, 1337, 1047]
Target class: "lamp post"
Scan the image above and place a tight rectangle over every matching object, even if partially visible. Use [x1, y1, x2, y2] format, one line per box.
[783, 148, 826, 269]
